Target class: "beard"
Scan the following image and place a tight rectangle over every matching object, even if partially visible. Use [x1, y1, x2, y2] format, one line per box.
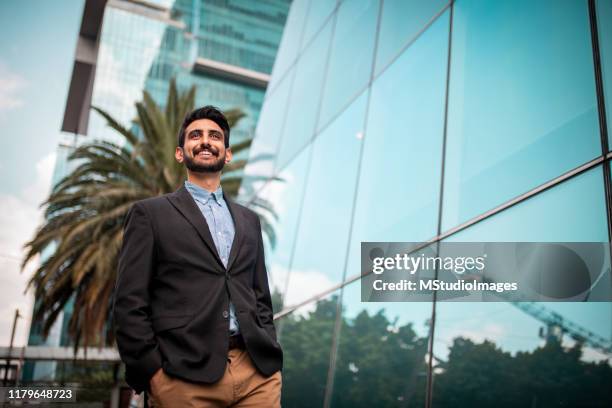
[183, 145, 226, 173]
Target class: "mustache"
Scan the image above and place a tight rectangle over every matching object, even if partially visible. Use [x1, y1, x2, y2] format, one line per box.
[193, 144, 219, 156]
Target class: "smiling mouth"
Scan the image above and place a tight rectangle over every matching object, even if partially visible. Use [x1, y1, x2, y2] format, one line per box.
[196, 149, 216, 158]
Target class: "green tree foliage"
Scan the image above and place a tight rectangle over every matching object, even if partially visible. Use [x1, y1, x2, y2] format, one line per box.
[279, 297, 338, 407]
[434, 337, 612, 407]
[278, 299, 612, 407]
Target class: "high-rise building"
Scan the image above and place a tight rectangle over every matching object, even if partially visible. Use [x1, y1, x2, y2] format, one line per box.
[64, 0, 290, 145]
[24, 0, 290, 382]
[245, 0, 612, 406]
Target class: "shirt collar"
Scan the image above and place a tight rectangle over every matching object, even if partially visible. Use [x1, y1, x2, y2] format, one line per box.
[184, 180, 224, 206]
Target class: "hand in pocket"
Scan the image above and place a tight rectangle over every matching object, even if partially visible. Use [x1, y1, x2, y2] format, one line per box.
[149, 368, 166, 395]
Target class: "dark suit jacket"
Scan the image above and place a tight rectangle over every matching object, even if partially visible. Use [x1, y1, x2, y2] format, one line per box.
[112, 185, 283, 394]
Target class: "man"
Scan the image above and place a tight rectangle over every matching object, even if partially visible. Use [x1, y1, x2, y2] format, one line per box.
[113, 106, 283, 407]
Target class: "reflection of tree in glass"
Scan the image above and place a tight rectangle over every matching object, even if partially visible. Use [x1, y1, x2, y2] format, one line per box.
[278, 296, 338, 408]
[276, 294, 612, 407]
[277, 295, 428, 408]
[434, 337, 612, 408]
[331, 307, 429, 408]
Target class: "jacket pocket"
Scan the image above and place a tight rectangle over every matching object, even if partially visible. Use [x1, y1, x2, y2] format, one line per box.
[152, 314, 192, 333]
[255, 313, 279, 345]
[255, 312, 267, 329]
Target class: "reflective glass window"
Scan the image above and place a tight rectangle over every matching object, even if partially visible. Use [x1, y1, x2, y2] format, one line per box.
[242, 68, 295, 197]
[597, 0, 612, 149]
[277, 291, 339, 408]
[442, 0, 601, 231]
[434, 168, 611, 407]
[198, 1, 288, 74]
[318, 0, 379, 130]
[276, 20, 334, 170]
[285, 91, 367, 306]
[446, 166, 608, 243]
[300, 0, 337, 49]
[268, 0, 310, 91]
[375, 0, 448, 75]
[330, 281, 432, 406]
[432, 301, 612, 407]
[344, 11, 450, 280]
[258, 146, 312, 300]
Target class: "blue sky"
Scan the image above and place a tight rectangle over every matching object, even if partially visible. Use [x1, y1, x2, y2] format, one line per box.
[0, 0, 84, 194]
[0, 0, 84, 345]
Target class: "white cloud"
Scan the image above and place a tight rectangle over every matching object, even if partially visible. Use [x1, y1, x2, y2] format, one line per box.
[450, 322, 507, 345]
[0, 152, 56, 346]
[0, 62, 28, 111]
[432, 321, 515, 362]
[558, 337, 611, 363]
[269, 263, 336, 317]
[22, 152, 57, 206]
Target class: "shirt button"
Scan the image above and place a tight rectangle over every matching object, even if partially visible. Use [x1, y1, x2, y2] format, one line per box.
[223, 310, 229, 319]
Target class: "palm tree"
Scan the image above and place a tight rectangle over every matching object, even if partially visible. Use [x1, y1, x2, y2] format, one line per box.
[22, 78, 278, 350]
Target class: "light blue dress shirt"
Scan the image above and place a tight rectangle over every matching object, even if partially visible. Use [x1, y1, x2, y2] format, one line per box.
[185, 180, 240, 336]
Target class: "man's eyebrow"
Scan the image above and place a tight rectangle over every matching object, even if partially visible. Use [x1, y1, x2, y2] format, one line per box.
[208, 129, 223, 136]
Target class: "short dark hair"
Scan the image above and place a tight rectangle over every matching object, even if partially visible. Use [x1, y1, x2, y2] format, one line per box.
[177, 105, 230, 148]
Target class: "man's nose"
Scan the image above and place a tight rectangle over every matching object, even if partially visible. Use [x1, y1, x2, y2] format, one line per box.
[199, 136, 212, 147]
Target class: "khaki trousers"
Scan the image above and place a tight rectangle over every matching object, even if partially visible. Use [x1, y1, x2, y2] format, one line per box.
[148, 348, 281, 408]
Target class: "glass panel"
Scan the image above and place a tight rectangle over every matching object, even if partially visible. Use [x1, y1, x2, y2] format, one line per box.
[89, 8, 171, 143]
[446, 166, 608, 243]
[258, 146, 312, 302]
[375, 0, 448, 75]
[344, 11, 450, 280]
[597, 0, 612, 150]
[432, 302, 612, 406]
[276, 19, 334, 170]
[330, 280, 432, 406]
[285, 91, 367, 306]
[300, 0, 337, 49]
[277, 291, 339, 408]
[318, 0, 379, 130]
[268, 0, 310, 91]
[198, 0, 288, 73]
[434, 168, 611, 407]
[442, 0, 601, 231]
[241, 68, 295, 197]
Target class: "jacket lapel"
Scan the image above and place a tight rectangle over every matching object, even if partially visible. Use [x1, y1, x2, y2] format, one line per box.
[167, 185, 225, 270]
[224, 191, 244, 272]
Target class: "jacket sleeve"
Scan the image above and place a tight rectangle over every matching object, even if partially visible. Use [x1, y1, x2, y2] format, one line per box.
[252, 214, 277, 341]
[113, 202, 162, 394]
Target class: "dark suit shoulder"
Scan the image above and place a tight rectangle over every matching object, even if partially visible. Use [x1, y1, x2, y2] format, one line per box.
[131, 194, 174, 213]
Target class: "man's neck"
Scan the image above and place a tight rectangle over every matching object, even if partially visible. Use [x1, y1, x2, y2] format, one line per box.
[186, 171, 221, 193]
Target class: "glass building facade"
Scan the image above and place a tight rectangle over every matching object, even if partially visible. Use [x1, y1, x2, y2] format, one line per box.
[245, 0, 612, 406]
[24, 0, 290, 381]
[88, 0, 290, 146]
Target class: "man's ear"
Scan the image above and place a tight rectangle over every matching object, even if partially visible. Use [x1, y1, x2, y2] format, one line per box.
[225, 147, 233, 164]
[175, 146, 184, 163]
